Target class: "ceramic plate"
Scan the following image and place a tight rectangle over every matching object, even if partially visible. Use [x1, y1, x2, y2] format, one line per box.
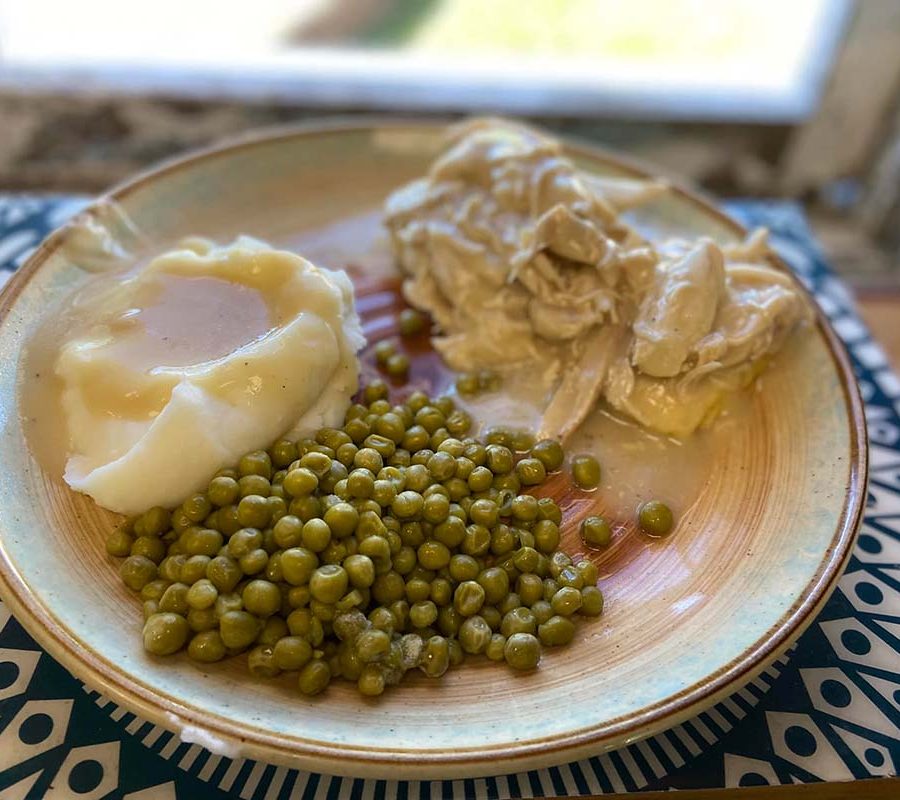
[0, 120, 867, 778]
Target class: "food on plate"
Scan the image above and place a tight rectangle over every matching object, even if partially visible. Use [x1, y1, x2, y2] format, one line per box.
[581, 516, 612, 549]
[109, 386, 604, 696]
[638, 500, 675, 538]
[384, 119, 810, 439]
[55, 237, 364, 514]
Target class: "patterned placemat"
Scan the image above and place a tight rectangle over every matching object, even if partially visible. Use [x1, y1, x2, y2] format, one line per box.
[0, 196, 897, 799]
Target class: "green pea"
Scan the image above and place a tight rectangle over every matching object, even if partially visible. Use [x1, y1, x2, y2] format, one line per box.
[298, 518, 330, 553]
[477, 567, 510, 605]
[417, 541, 451, 570]
[310, 599, 336, 622]
[358, 534, 391, 562]
[324, 502, 359, 538]
[280, 548, 318, 585]
[106, 525, 134, 558]
[492, 471, 521, 493]
[581, 585, 604, 616]
[298, 660, 331, 695]
[499, 592, 522, 615]
[286, 608, 324, 645]
[343, 554, 375, 588]
[459, 524, 489, 557]
[551, 586, 583, 616]
[571, 455, 601, 489]
[363, 434, 396, 460]
[335, 442, 359, 468]
[374, 340, 396, 366]
[358, 664, 386, 696]
[412, 635, 446, 678]
[356, 629, 391, 663]
[121, 555, 158, 591]
[228, 527, 262, 559]
[454, 580, 486, 616]
[531, 599, 553, 624]
[478, 605, 500, 630]
[131, 536, 166, 564]
[140, 578, 170, 603]
[393, 546, 417, 575]
[143, 613, 189, 656]
[372, 571, 406, 604]
[516, 573, 544, 606]
[237, 495, 271, 529]
[469, 498, 499, 527]
[445, 410, 472, 437]
[410, 600, 438, 628]
[582, 516, 612, 547]
[467, 466, 493, 492]
[537, 497, 562, 524]
[182, 528, 223, 558]
[575, 559, 599, 586]
[188, 630, 226, 662]
[459, 615, 492, 654]
[490, 523, 518, 556]
[346, 468, 375, 500]
[485, 444, 514, 474]
[319, 461, 348, 494]
[486, 633, 507, 661]
[414, 405, 445, 434]
[206, 555, 241, 592]
[270, 438, 299, 468]
[238, 475, 271, 499]
[484, 426, 513, 448]
[501, 607, 537, 637]
[398, 307, 426, 336]
[399, 424, 427, 453]
[217, 505, 242, 536]
[455, 372, 480, 396]
[558, 565, 584, 589]
[345, 417, 372, 445]
[430, 577, 452, 607]
[529, 439, 563, 472]
[406, 577, 431, 603]
[183, 493, 212, 523]
[638, 500, 674, 537]
[187, 606, 218, 633]
[538, 615, 576, 646]
[142, 600, 159, 620]
[515, 458, 546, 486]
[310, 565, 349, 604]
[141, 506, 171, 537]
[241, 580, 281, 617]
[186, 579, 218, 610]
[504, 632, 541, 670]
[391, 490, 423, 519]
[533, 520, 560, 553]
[299, 451, 333, 479]
[449, 554, 480, 582]
[513, 546, 540, 574]
[371, 413, 404, 445]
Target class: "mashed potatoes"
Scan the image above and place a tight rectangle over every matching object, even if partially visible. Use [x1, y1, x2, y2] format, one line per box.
[57, 237, 364, 514]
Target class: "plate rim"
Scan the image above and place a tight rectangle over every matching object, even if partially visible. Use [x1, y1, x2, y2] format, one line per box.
[0, 117, 869, 777]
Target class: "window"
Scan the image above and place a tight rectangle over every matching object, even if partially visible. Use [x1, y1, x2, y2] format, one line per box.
[0, 0, 851, 121]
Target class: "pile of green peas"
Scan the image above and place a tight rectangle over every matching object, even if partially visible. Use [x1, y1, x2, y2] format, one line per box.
[109, 381, 605, 697]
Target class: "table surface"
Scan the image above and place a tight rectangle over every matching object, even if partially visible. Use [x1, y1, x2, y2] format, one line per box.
[0, 196, 897, 800]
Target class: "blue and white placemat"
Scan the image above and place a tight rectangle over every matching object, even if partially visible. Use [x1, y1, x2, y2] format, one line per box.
[0, 196, 897, 799]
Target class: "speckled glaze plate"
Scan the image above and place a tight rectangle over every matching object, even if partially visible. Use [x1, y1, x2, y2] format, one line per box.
[0, 120, 867, 779]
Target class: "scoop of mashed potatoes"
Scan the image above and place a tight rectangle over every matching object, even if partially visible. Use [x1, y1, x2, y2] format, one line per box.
[57, 236, 364, 515]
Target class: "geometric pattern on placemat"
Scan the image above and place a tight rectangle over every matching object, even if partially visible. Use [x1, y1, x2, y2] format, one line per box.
[0, 195, 897, 798]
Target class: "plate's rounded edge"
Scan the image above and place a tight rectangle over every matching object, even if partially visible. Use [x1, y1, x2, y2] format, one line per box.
[0, 117, 869, 780]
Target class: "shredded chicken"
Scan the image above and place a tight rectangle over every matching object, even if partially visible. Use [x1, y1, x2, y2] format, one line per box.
[384, 119, 810, 439]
